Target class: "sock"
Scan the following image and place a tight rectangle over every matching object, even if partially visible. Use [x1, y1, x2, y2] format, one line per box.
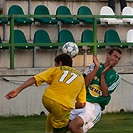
[46, 113, 53, 133]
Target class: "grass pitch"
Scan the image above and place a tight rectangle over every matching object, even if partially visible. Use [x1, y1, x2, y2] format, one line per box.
[0, 112, 133, 133]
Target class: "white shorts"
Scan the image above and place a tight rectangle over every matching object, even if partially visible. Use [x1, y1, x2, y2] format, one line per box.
[70, 102, 102, 133]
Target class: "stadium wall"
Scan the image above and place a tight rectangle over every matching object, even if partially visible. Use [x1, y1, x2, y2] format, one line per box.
[0, 50, 133, 116]
[0, 67, 133, 116]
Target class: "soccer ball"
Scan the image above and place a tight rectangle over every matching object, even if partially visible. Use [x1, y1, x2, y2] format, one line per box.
[62, 42, 79, 58]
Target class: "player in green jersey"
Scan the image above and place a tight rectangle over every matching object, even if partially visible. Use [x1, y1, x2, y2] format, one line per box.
[5, 53, 86, 133]
[68, 47, 122, 133]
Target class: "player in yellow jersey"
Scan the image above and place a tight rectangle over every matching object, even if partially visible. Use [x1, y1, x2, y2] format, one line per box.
[5, 53, 86, 133]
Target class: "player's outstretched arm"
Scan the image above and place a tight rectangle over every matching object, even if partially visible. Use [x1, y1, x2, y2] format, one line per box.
[100, 64, 112, 97]
[5, 77, 36, 100]
[85, 55, 100, 86]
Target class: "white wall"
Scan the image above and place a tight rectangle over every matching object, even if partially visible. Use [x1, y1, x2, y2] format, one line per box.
[0, 67, 133, 116]
[103, 73, 133, 113]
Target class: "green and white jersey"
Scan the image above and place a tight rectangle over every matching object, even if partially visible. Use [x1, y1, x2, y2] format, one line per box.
[83, 63, 121, 111]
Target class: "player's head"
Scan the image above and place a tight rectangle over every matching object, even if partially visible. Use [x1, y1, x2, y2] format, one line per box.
[54, 53, 72, 67]
[108, 47, 122, 56]
[106, 47, 122, 68]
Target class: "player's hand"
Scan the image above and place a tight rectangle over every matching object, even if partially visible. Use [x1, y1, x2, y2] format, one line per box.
[93, 55, 100, 68]
[5, 89, 19, 100]
[102, 65, 110, 74]
[101, 63, 112, 76]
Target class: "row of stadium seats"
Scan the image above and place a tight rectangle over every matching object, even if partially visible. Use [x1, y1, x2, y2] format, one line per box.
[1, 5, 133, 26]
[0, 29, 133, 50]
[0, 5, 100, 25]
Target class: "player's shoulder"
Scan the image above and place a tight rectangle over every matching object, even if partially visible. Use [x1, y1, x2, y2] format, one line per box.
[109, 69, 120, 80]
[111, 69, 119, 75]
[60, 66, 83, 76]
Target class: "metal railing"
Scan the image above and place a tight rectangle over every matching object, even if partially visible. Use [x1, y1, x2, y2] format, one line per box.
[0, 14, 133, 69]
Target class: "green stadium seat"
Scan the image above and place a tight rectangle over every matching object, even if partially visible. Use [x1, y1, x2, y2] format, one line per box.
[34, 5, 57, 24]
[34, 30, 58, 49]
[81, 29, 94, 43]
[12, 29, 34, 49]
[0, 36, 9, 50]
[58, 29, 83, 49]
[104, 29, 128, 48]
[8, 5, 32, 25]
[0, 18, 8, 25]
[77, 6, 101, 24]
[81, 29, 103, 49]
[56, 6, 79, 24]
[58, 29, 75, 43]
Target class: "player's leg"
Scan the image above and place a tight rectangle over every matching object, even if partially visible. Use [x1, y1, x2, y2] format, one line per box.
[51, 103, 71, 133]
[108, 0, 115, 12]
[45, 113, 68, 133]
[82, 102, 102, 132]
[42, 96, 53, 133]
[120, 0, 127, 12]
[69, 107, 86, 133]
[42, 96, 71, 133]
[46, 113, 53, 133]
[69, 102, 101, 133]
[69, 116, 84, 133]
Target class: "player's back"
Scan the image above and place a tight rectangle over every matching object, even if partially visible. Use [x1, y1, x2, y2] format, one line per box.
[43, 66, 86, 109]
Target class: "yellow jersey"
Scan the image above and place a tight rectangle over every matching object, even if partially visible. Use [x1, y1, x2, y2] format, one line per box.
[34, 66, 86, 109]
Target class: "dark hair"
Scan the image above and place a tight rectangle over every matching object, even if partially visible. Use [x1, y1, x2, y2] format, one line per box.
[54, 53, 72, 67]
[108, 47, 122, 55]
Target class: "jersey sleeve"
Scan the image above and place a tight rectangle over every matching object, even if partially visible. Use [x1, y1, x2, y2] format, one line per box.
[108, 73, 121, 94]
[83, 63, 95, 76]
[34, 67, 56, 86]
[76, 83, 86, 103]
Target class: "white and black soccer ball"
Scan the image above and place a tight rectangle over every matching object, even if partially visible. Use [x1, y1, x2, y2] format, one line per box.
[62, 42, 79, 58]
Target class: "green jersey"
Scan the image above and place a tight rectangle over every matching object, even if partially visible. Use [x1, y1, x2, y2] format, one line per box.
[83, 63, 121, 110]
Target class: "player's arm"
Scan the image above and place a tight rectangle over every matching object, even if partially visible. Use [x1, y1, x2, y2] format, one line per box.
[100, 73, 108, 97]
[75, 83, 86, 109]
[84, 55, 100, 86]
[100, 64, 112, 97]
[5, 77, 36, 100]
